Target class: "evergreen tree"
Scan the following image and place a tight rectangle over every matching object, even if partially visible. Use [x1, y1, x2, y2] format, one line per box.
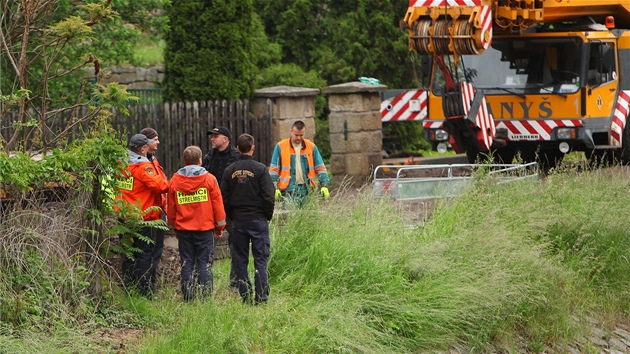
[255, 0, 415, 89]
[163, 0, 257, 101]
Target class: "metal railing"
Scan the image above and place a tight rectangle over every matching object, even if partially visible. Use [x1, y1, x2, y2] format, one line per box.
[372, 162, 539, 223]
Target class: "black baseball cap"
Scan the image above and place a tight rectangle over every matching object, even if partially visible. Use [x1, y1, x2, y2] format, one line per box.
[208, 126, 231, 141]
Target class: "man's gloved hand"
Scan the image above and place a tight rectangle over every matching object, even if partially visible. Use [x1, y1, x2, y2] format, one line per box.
[275, 189, 282, 201]
[320, 186, 330, 199]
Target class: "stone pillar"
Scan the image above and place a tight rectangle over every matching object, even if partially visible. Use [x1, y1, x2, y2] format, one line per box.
[322, 82, 387, 185]
[252, 86, 320, 150]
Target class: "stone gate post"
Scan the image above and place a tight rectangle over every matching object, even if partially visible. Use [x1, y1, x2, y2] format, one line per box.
[252, 86, 320, 150]
[322, 82, 387, 185]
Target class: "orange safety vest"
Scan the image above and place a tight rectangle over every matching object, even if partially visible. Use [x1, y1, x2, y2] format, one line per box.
[277, 138, 317, 190]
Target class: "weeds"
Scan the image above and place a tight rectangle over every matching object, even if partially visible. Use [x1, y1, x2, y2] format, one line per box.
[5, 163, 630, 352]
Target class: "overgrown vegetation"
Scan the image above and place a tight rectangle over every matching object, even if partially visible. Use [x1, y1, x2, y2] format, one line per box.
[0, 125, 123, 329]
[0, 1, 167, 345]
[0, 165, 616, 353]
[2, 160, 630, 351]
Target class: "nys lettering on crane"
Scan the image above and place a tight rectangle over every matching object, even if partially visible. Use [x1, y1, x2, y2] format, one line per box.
[176, 188, 208, 205]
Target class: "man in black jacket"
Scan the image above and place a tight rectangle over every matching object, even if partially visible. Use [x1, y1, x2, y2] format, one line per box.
[202, 126, 240, 183]
[220, 134, 275, 304]
[202, 126, 240, 289]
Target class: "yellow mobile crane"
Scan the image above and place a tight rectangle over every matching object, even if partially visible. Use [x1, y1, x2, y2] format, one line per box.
[402, 0, 630, 166]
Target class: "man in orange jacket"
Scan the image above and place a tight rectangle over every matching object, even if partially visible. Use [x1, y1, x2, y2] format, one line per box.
[139, 127, 168, 290]
[167, 145, 226, 301]
[117, 133, 169, 297]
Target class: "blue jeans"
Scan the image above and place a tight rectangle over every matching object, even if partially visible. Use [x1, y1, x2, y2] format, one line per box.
[232, 218, 270, 303]
[177, 230, 214, 301]
[282, 184, 310, 208]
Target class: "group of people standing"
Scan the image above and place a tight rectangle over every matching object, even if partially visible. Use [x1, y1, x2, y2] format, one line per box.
[115, 120, 330, 304]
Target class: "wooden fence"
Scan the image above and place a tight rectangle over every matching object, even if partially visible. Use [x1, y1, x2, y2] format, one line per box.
[1, 99, 273, 176]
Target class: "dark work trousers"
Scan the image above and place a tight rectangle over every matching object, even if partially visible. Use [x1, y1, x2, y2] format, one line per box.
[225, 218, 237, 287]
[120, 226, 157, 296]
[150, 211, 166, 288]
[232, 218, 270, 304]
[177, 229, 215, 301]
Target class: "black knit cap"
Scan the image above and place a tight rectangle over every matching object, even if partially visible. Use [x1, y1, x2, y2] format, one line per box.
[139, 127, 158, 139]
[208, 126, 231, 141]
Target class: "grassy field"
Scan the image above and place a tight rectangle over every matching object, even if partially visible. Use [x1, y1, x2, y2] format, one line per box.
[3, 165, 630, 353]
[131, 166, 630, 353]
[131, 34, 165, 67]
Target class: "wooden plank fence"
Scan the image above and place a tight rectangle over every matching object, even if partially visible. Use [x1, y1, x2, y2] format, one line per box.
[1, 99, 273, 176]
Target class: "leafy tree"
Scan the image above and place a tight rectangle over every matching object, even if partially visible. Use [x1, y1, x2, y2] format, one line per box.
[0, 0, 173, 152]
[256, 63, 331, 159]
[251, 13, 283, 72]
[162, 0, 257, 101]
[255, 0, 415, 89]
[112, 0, 170, 36]
[0, 0, 154, 334]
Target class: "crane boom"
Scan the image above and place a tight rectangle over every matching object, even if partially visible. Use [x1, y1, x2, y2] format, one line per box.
[404, 0, 630, 58]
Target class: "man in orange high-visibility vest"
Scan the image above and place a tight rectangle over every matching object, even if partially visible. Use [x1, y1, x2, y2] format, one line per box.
[269, 120, 330, 207]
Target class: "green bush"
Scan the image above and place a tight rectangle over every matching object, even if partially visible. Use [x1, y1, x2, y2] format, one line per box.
[162, 0, 257, 101]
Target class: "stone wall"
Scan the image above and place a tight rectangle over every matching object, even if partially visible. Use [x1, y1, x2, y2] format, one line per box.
[252, 83, 386, 186]
[87, 65, 164, 89]
[323, 82, 386, 185]
[252, 86, 320, 152]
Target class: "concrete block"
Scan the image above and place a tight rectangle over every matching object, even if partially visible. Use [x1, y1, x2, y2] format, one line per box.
[369, 130, 383, 152]
[136, 67, 147, 80]
[330, 131, 382, 154]
[329, 93, 376, 113]
[329, 111, 382, 133]
[330, 154, 346, 175]
[367, 152, 383, 174]
[344, 153, 369, 176]
[330, 132, 360, 154]
[270, 96, 315, 119]
[251, 97, 271, 117]
[145, 68, 160, 82]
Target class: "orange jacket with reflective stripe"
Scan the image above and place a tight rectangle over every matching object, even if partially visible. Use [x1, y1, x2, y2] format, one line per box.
[116, 154, 169, 221]
[166, 165, 226, 232]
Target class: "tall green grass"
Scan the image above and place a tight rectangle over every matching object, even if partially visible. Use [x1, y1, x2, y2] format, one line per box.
[134, 167, 630, 353]
[6, 166, 630, 352]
